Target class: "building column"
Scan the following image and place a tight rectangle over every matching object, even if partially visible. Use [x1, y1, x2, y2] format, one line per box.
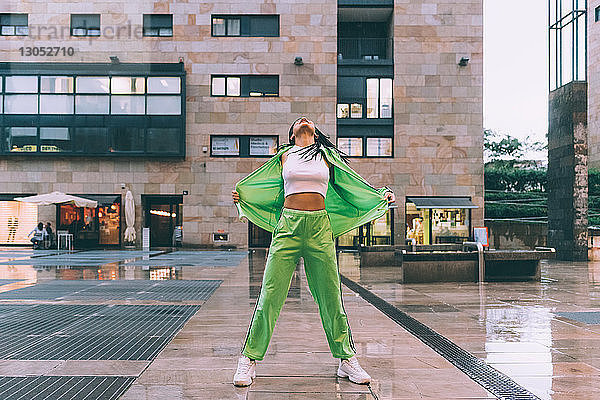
[547, 81, 588, 260]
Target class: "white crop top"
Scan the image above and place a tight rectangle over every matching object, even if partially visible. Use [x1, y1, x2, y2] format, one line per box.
[282, 145, 330, 198]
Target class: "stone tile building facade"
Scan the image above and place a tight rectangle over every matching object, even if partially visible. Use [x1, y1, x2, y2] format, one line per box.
[589, 0, 600, 168]
[0, 0, 483, 248]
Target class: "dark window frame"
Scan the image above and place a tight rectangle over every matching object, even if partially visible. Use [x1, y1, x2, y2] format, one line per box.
[0, 63, 186, 158]
[336, 136, 393, 158]
[70, 14, 101, 37]
[210, 75, 279, 97]
[337, 76, 393, 120]
[143, 14, 173, 37]
[596, 6, 600, 22]
[210, 135, 279, 158]
[0, 13, 28, 36]
[211, 16, 241, 37]
[211, 14, 279, 37]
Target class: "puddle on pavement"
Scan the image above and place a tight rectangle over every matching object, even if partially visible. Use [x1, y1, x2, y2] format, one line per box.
[0, 248, 247, 286]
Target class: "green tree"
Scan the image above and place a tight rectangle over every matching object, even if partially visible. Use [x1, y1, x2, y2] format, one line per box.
[484, 129, 545, 163]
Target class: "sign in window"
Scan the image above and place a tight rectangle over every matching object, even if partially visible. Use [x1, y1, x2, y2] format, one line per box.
[249, 136, 278, 156]
[211, 136, 240, 156]
[366, 137, 392, 157]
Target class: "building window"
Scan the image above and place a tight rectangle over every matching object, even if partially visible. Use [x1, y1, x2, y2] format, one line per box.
[366, 137, 393, 157]
[337, 103, 363, 119]
[211, 76, 240, 96]
[110, 127, 145, 152]
[41, 76, 73, 93]
[366, 78, 392, 118]
[6, 75, 37, 93]
[212, 15, 279, 37]
[0, 196, 38, 245]
[337, 210, 394, 248]
[143, 14, 173, 37]
[336, 137, 392, 157]
[211, 136, 239, 156]
[40, 95, 74, 114]
[147, 77, 180, 93]
[0, 14, 28, 36]
[596, 6, 600, 22]
[0, 63, 185, 157]
[337, 137, 363, 157]
[40, 127, 70, 152]
[73, 127, 108, 154]
[146, 128, 181, 154]
[211, 75, 278, 97]
[1, 75, 182, 116]
[405, 197, 477, 245]
[211, 135, 278, 157]
[70, 14, 101, 37]
[337, 76, 392, 119]
[5, 127, 37, 152]
[5, 95, 37, 114]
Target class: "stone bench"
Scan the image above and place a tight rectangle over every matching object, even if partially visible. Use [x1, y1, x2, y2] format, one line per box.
[483, 249, 555, 281]
[399, 251, 478, 283]
[356, 245, 555, 283]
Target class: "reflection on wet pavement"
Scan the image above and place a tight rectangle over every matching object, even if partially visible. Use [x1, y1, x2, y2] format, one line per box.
[0, 247, 237, 399]
[341, 254, 600, 400]
[0, 247, 247, 285]
[125, 248, 496, 399]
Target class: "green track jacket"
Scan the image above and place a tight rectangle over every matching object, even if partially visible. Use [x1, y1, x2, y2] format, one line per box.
[234, 144, 391, 238]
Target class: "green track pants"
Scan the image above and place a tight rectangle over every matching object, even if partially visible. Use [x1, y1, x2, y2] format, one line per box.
[242, 208, 356, 361]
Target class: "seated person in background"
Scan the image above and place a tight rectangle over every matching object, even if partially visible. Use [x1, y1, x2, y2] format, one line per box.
[45, 222, 55, 248]
[28, 223, 47, 249]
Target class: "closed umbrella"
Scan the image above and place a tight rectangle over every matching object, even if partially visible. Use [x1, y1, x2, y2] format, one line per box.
[124, 190, 136, 243]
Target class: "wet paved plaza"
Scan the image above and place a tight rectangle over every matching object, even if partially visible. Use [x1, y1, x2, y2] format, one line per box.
[0, 247, 599, 399]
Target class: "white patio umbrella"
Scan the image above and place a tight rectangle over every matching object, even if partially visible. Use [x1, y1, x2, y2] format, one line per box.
[124, 190, 136, 243]
[14, 191, 98, 208]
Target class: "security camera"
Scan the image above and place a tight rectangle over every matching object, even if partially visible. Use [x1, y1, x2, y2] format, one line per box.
[120, 183, 126, 189]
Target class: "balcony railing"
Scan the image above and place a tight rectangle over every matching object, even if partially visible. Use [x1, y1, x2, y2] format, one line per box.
[337, 38, 392, 61]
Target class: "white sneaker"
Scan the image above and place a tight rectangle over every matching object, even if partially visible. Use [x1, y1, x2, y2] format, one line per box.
[337, 356, 371, 384]
[233, 356, 256, 387]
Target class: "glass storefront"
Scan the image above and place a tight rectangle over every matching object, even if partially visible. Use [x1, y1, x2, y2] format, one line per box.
[405, 197, 476, 245]
[143, 195, 183, 247]
[58, 194, 121, 247]
[0, 199, 37, 244]
[337, 210, 393, 248]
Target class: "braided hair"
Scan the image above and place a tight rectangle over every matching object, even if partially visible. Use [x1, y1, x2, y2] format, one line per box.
[283, 117, 349, 163]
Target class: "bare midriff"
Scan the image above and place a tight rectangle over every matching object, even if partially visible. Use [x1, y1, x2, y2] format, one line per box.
[283, 192, 325, 211]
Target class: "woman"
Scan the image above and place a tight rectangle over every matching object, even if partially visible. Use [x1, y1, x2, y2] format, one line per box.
[232, 117, 395, 387]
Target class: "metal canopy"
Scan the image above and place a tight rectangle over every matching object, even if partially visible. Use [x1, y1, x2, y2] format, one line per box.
[406, 197, 478, 209]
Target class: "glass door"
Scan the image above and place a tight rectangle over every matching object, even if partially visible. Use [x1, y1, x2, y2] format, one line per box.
[143, 195, 183, 247]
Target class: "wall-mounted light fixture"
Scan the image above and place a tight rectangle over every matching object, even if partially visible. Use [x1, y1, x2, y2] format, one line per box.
[294, 56, 304, 66]
[458, 57, 469, 67]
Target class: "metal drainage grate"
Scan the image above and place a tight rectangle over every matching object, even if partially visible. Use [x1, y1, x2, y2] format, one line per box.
[556, 311, 600, 324]
[397, 304, 460, 313]
[340, 275, 541, 400]
[0, 376, 134, 400]
[0, 304, 200, 360]
[0, 279, 222, 301]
